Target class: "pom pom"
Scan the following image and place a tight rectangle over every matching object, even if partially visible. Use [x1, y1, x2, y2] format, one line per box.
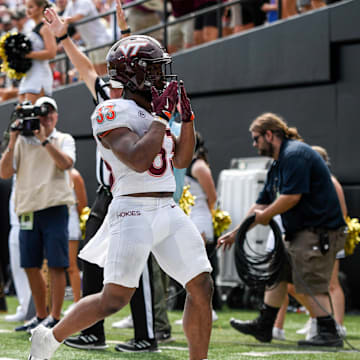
[212, 208, 232, 237]
[79, 206, 91, 239]
[0, 32, 32, 79]
[345, 216, 360, 256]
[178, 185, 195, 215]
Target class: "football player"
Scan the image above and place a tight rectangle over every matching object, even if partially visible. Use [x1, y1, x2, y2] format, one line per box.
[28, 34, 214, 360]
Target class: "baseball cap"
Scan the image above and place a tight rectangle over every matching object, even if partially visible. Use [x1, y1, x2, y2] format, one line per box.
[35, 96, 58, 112]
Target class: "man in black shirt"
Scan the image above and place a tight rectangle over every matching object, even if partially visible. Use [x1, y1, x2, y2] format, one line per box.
[219, 112, 346, 347]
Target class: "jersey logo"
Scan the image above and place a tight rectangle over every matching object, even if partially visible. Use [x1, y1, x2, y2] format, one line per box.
[119, 42, 148, 57]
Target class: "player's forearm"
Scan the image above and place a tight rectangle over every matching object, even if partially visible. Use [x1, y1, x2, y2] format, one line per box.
[60, 37, 97, 98]
[110, 123, 166, 173]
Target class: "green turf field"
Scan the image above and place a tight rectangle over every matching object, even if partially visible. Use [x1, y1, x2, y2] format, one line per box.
[0, 296, 359, 359]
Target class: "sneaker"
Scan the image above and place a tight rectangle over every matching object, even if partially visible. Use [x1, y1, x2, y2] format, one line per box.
[15, 316, 45, 332]
[40, 316, 60, 330]
[64, 333, 108, 350]
[28, 324, 61, 359]
[336, 323, 346, 338]
[298, 333, 343, 347]
[272, 327, 286, 341]
[296, 317, 313, 335]
[305, 318, 318, 340]
[112, 315, 134, 329]
[230, 317, 272, 343]
[115, 339, 159, 352]
[5, 311, 26, 322]
[155, 330, 173, 343]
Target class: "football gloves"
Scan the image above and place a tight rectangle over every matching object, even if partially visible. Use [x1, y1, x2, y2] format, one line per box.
[179, 80, 194, 123]
[151, 81, 178, 122]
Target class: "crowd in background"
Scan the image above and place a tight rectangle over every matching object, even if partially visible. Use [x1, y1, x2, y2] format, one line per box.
[0, 0, 346, 103]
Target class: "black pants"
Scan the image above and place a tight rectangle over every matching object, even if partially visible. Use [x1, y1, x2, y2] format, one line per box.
[81, 186, 155, 341]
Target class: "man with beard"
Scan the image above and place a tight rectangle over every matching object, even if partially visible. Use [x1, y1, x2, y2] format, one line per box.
[218, 112, 346, 348]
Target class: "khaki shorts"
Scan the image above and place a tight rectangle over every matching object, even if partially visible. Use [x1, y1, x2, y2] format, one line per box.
[168, 16, 194, 49]
[88, 45, 111, 66]
[126, 7, 163, 43]
[278, 227, 346, 295]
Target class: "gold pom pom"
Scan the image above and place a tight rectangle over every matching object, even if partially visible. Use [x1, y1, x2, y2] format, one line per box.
[79, 206, 91, 239]
[212, 208, 232, 237]
[345, 216, 360, 256]
[178, 185, 195, 216]
[0, 32, 28, 79]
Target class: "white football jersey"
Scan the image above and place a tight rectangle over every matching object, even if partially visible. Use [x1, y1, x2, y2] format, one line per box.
[91, 98, 176, 196]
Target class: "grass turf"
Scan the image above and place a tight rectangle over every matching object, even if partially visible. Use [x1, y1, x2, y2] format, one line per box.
[0, 296, 360, 359]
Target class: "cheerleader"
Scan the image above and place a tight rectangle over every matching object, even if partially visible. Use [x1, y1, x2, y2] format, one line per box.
[18, 0, 56, 103]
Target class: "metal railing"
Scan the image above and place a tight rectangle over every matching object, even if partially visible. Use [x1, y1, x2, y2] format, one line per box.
[51, 0, 248, 85]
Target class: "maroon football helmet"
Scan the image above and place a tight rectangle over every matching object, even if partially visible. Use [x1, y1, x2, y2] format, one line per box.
[106, 35, 175, 92]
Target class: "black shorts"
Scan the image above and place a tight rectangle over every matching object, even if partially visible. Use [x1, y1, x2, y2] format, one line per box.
[195, 2, 223, 30]
[241, 0, 266, 26]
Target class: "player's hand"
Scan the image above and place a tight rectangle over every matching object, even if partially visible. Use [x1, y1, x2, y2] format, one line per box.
[217, 230, 236, 251]
[43, 8, 68, 38]
[179, 80, 194, 123]
[116, 0, 128, 33]
[151, 81, 178, 122]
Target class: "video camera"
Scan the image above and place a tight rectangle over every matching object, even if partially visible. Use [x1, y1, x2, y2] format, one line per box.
[10, 102, 50, 136]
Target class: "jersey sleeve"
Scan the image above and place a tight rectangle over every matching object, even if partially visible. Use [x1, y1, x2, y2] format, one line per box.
[92, 99, 133, 136]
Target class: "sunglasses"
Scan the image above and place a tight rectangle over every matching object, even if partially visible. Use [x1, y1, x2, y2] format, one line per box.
[252, 134, 262, 143]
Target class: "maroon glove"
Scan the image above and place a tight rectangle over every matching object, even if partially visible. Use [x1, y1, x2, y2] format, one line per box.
[151, 81, 178, 122]
[180, 80, 194, 123]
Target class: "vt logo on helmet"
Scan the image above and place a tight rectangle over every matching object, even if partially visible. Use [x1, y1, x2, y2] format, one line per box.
[106, 35, 177, 92]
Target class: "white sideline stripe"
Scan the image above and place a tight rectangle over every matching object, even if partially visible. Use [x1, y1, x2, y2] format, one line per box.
[106, 340, 187, 351]
[239, 350, 358, 357]
[0, 329, 12, 333]
[0, 358, 20, 360]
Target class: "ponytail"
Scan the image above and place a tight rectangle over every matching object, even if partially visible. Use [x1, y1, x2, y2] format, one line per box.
[250, 113, 303, 142]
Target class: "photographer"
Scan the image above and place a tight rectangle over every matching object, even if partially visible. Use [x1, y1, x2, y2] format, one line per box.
[0, 97, 75, 332]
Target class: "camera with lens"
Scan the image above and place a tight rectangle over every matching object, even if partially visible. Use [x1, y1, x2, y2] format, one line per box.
[10, 102, 50, 136]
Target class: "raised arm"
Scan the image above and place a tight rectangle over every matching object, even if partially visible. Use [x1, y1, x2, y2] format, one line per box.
[44, 7, 98, 97]
[44, 0, 129, 98]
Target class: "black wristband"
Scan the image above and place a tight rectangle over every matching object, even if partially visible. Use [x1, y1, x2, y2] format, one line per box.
[56, 32, 69, 42]
[121, 28, 131, 35]
[42, 139, 50, 147]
